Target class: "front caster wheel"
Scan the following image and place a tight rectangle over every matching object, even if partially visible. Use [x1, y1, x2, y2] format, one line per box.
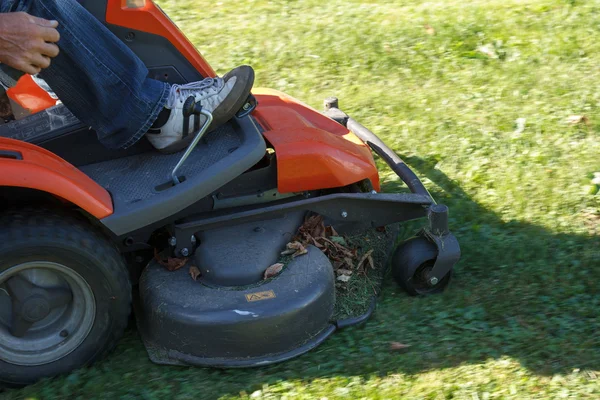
[0, 209, 131, 387]
[392, 236, 452, 296]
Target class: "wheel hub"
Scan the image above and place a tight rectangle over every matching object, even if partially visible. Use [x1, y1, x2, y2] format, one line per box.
[0, 262, 96, 366]
[21, 296, 51, 323]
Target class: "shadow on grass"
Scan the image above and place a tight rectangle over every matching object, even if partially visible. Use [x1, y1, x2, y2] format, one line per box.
[5, 156, 599, 399]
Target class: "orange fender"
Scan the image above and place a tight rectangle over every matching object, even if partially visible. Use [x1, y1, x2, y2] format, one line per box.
[252, 88, 380, 193]
[0, 138, 113, 219]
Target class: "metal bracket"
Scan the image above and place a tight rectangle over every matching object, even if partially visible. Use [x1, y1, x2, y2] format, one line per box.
[419, 205, 461, 285]
[236, 94, 258, 119]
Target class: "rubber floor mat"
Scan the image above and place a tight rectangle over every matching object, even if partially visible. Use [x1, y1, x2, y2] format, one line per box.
[80, 123, 241, 206]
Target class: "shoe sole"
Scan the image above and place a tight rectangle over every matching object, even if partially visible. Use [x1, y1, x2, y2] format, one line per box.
[158, 66, 256, 155]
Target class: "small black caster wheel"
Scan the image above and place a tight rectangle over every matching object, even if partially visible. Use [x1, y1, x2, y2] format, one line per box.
[392, 236, 452, 296]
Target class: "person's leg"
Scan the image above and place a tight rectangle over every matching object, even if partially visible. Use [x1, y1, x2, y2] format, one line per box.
[1, 0, 168, 149]
[1, 0, 255, 152]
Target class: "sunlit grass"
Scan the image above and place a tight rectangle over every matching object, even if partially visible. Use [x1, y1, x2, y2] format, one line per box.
[4, 0, 599, 398]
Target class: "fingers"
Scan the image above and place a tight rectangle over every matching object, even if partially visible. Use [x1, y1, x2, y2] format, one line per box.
[30, 54, 51, 69]
[27, 15, 59, 28]
[18, 63, 42, 76]
[39, 42, 60, 58]
[38, 26, 60, 43]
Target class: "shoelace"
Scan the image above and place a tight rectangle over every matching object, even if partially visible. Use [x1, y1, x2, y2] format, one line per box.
[166, 78, 225, 109]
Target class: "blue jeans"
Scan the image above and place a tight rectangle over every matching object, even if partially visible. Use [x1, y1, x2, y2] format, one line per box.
[0, 0, 169, 149]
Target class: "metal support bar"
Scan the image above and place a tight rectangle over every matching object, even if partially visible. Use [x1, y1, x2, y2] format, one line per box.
[175, 192, 433, 250]
[323, 99, 433, 199]
[171, 109, 214, 185]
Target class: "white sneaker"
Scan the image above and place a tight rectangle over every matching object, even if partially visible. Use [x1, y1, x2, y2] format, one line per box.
[146, 65, 255, 154]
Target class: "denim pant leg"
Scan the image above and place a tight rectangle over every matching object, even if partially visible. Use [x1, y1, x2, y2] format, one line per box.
[0, 0, 169, 149]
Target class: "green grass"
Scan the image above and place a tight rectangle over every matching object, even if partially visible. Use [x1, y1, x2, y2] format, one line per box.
[4, 0, 600, 398]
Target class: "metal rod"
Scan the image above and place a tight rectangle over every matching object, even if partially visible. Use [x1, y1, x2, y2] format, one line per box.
[346, 117, 433, 199]
[171, 109, 214, 185]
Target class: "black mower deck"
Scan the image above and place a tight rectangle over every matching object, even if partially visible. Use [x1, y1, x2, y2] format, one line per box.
[135, 210, 400, 367]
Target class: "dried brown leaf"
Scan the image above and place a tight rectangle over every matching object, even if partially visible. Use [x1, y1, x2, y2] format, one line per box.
[301, 215, 326, 238]
[292, 248, 308, 258]
[287, 241, 304, 250]
[567, 115, 590, 126]
[336, 269, 353, 276]
[357, 249, 374, 271]
[343, 257, 354, 269]
[189, 266, 201, 281]
[333, 261, 344, 270]
[282, 241, 308, 258]
[424, 24, 436, 35]
[367, 253, 375, 270]
[264, 263, 284, 279]
[154, 248, 188, 271]
[309, 235, 325, 248]
[390, 342, 411, 351]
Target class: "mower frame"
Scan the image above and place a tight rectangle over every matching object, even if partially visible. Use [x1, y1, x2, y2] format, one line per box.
[173, 99, 460, 288]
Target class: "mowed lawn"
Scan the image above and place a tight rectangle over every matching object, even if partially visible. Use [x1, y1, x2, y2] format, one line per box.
[4, 0, 600, 398]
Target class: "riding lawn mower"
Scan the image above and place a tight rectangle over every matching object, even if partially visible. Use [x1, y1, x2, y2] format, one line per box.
[0, 0, 460, 386]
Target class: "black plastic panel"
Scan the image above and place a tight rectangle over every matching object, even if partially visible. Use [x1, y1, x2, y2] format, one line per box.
[78, 0, 204, 83]
[196, 211, 305, 286]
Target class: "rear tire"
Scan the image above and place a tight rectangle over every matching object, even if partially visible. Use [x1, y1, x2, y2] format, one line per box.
[0, 209, 131, 386]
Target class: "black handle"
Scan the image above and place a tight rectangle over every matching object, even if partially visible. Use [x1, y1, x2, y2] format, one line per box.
[0, 150, 23, 160]
[182, 96, 204, 137]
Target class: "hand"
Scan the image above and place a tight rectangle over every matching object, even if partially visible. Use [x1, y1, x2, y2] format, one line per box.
[0, 12, 60, 75]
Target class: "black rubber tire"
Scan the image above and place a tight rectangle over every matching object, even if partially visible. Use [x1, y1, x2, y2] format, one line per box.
[392, 236, 452, 296]
[0, 208, 131, 387]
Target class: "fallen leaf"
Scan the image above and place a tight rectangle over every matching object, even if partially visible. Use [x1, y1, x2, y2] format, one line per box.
[337, 275, 351, 282]
[357, 249, 374, 271]
[424, 24, 436, 35]
[343, 257, 354, 269]
[286, 241, 304, 250]
[329, 226, 339, 237]
[189, 266, 201, 281]
[282, 241, 309, 258]
[264, 263, 284, 279]
[567, 115, 590, 126]
[367, 253, 375, 270]
[476, 44, 497, 58]
[514, 117, 526, 134]
[292, 248, 308, 258]
[390, 342, 411, 351]
[336, 269, 353, 276]
[154, 248, 188, 271]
